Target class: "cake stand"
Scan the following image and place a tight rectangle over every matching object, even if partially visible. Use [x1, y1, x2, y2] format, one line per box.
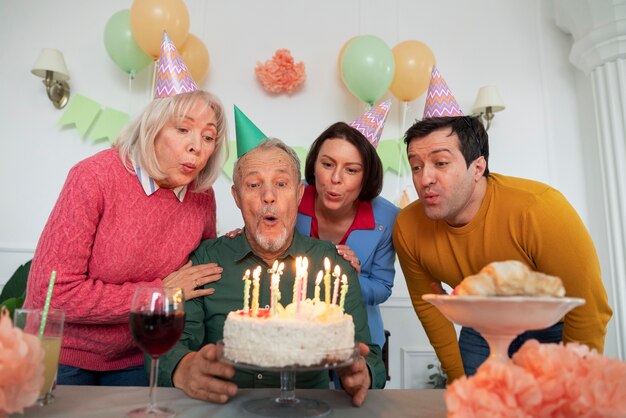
[422, 294, 585, 364]
[217, 341, 359, 418]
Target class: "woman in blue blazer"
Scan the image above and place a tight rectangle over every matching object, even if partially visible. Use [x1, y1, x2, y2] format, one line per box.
[296, 122, 399, 349]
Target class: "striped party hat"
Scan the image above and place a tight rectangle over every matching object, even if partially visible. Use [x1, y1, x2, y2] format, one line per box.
[423, 66, 463, 118]
[349, 99, 391, 148]
[154, 31, 198, 99]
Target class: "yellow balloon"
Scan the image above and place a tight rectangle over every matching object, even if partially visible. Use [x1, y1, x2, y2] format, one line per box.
[181, 34, 210, 83]
[130, 0, 190, 59]
[389, 40, 436, 102]
[337, 37, 355, 80]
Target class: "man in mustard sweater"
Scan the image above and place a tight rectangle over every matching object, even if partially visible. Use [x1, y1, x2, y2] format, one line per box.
[392, 115, 612, 382]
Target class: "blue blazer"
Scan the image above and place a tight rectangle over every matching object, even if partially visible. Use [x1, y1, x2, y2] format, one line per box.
[296, 196, 399, 348]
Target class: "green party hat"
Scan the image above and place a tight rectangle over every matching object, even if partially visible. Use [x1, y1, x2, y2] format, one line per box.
[234, 105, 267, 157]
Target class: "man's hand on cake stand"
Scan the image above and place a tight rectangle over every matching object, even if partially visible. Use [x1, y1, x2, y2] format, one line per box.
[172, 344, 238, 404]
[163, 260, 223, 301]
[336, 342, 371, 407]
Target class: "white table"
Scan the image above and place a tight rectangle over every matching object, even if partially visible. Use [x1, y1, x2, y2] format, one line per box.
[16, 386, 447, 417]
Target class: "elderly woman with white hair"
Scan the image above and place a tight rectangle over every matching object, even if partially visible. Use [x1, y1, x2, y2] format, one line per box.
[24, 88, 228, 386]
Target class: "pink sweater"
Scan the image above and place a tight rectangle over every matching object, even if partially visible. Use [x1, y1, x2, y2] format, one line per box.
[24, 148, 216, 371]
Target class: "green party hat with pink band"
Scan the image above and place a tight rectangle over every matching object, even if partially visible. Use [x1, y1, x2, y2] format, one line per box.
[154, 31, 198, 99]
[234, 105, 267, 157]
[349, 99, 392, 148]
[423, 66, 463, 118]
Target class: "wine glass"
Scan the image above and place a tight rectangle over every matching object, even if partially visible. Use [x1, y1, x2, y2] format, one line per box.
[127, 287, 185, 418]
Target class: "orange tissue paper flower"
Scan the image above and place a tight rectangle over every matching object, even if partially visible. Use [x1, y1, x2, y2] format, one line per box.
[445, 340, 626, 418]
[0, 308, 45, 415]
[255, 49, 306, 94]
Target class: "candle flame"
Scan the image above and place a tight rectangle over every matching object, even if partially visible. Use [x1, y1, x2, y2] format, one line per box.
[295, 256, 301, 275]
[271, 260, 279, 272]
[333, 265, 341, 277]
[324, 257, 330, 272]
[242, 269, 251, 281]
[341, 274, 348, 285]
[315, 270, 323, 285]
[253, 266, 262, 279]
[303, 257, 309, 270]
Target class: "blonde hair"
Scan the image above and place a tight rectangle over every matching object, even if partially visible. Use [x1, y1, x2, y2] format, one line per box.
[115, 90, 228, 192]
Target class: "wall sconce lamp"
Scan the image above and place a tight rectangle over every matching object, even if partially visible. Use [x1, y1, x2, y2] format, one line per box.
[31, 48, 71, 109]
[472, 86, 505, 131]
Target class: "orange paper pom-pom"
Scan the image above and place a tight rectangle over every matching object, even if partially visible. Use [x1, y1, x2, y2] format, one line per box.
[0, 308, 45, 415]
[446, 340, 626, 417]
[255, 49, 305, 94]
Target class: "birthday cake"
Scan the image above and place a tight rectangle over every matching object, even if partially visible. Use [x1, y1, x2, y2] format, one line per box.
[222, 259, 356, 368]
[223, 299, 355, 368]
[454, 260, 565, 297]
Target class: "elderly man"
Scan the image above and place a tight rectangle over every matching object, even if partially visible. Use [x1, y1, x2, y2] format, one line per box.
[159, 138, 386, 406]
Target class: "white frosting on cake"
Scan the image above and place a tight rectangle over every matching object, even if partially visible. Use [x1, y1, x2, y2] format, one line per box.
[223, 299, 355, 368]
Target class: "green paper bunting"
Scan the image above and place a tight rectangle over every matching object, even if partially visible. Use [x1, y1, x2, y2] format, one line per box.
[377, 139, 409, 175]
[89, 108, 129, 144]
[292, 145, 308, 178]
[222, 141, 238, 180]
[58, 95, 102, 138]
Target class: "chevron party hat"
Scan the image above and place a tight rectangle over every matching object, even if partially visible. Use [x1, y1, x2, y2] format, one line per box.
[423, 66, 463, 118]
[349, 99, 391, 148]
[234, 105, 267, 157]
[154, 31, 198, 99]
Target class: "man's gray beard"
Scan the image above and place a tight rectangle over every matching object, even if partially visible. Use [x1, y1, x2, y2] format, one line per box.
[254, 227, 289, 252]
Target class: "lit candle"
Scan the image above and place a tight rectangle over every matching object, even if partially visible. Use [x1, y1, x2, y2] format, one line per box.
[300, 257, 309, 301]
[339, 274, 349, 311]
[331, 265, 341, 305]
[251, 266, 261, 316]
[314, 270, 323, 302]
[293, 256, 302, 304]
[270, 261, 284, 316]
[277, 262, 284, 306]
[323, 257, 331, 305]
[270, 273, 279, 315]
[242, 269, 251, 314]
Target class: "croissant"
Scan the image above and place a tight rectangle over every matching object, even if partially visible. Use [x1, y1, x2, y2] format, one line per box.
[455, 260, 565, 297]
[454, 272, 496, 296]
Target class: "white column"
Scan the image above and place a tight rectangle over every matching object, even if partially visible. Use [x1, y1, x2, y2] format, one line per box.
[554, 0, 626, 360]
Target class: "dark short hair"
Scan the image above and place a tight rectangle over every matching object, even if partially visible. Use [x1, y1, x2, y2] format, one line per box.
[403, 116, 490, 177]
[304, 122, 383, 201]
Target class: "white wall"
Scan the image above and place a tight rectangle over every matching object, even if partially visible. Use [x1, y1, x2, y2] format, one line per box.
[0, 0, 618, 388]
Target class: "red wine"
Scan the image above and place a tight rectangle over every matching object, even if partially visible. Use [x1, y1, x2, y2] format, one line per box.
[130, 311, 185, 357]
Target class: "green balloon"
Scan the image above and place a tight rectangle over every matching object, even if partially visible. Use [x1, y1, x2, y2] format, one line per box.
[341, 35, 395, 106]
[104, 9, 153, 75]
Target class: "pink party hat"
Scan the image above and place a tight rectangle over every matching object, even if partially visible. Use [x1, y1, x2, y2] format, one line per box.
[154, 31, 198, 99]
[423, 66, 463, 118]
[349, 99, 392, 148]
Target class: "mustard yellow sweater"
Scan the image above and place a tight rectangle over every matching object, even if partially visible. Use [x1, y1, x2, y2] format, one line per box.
[392, 174, 612, 382]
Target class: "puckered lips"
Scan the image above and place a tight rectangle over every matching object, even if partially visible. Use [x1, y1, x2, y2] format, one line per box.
[181, 162, 197, 174]
[262, 213, 279, 226]
[421, 190, 439, 205]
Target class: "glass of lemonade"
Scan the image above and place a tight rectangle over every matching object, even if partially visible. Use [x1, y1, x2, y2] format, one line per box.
[14, 308, 65, 406]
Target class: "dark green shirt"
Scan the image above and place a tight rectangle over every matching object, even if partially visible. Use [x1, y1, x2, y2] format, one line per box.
[158, 231, 386, 389]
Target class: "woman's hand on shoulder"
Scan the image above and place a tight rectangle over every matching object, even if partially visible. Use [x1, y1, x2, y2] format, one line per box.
[223, 228, 243, 239]
[336, 245, 361, 274]
[163, 260, 222, 300]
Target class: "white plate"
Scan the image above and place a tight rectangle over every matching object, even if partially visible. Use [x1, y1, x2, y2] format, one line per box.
[422, 294, 585, 336]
